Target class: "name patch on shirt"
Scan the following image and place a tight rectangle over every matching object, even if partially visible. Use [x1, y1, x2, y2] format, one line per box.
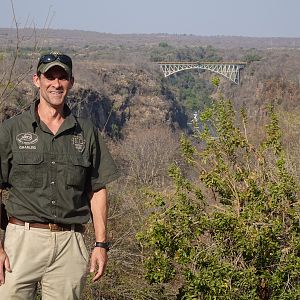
[16, 132, 38, 150]
[19, 145, 37, 150]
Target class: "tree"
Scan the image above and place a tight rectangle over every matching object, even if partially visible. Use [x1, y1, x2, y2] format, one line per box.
[138, 95, 300, 299]
[121, 126, 179, 187]
[0, 0, 53, 120]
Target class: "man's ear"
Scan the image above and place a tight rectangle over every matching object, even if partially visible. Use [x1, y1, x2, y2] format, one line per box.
[33, 73, 40, 88]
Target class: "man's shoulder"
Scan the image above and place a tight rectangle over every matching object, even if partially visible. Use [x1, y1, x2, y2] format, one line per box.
[1, 109, 31, 129]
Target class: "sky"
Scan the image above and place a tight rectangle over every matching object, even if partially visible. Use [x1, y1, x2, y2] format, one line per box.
[1, 0, 300, 38]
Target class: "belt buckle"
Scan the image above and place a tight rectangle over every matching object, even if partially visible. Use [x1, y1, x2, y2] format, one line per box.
[49, 223, 62, 232]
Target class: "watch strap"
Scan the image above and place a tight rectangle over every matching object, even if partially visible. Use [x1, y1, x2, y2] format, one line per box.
[94, 241, 110, 251]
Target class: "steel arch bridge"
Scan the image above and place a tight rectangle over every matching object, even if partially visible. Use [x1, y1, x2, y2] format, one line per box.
[158, 61, 247, 84]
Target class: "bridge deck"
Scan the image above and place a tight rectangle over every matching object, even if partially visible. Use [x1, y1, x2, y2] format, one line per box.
[158, 61, 247, 65]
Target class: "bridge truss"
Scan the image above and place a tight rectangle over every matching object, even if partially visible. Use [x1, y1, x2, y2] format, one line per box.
[158, 61, 247, 84]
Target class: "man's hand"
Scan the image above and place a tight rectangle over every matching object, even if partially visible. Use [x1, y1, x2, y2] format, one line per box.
[0, 246, 11, 285]
[89, 247, 108, 282]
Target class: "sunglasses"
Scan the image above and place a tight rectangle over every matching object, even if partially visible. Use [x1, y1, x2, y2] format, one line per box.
[37, 54, 72, 69]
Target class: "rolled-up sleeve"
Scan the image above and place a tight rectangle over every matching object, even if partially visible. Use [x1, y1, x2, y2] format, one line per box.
[89, 129, 120, 191]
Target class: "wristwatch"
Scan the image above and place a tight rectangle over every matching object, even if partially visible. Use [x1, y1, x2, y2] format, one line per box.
[94, 241, 110, 251]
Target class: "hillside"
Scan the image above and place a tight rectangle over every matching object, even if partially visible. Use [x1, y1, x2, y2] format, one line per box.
[1, 28, 300, 299]
[1, 28, 299, 136]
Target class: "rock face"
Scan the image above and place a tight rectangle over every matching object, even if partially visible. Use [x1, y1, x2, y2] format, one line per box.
[68, 65, 188, 138]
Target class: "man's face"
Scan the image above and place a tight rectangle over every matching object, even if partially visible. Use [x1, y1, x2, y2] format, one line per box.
[33, 66, 74, 109]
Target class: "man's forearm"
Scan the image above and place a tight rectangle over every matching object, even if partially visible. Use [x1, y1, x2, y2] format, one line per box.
[90, 188, 108, 242]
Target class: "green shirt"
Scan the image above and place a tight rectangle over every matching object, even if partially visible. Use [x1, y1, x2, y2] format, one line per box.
[0, 101, 119, 224]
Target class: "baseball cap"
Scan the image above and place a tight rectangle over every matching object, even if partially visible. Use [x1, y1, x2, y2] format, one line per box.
[37, 51, 73, 77]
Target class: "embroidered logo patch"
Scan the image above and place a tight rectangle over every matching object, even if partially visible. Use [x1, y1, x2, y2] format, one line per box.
[72, 133, 86, 153]
[16, 132, 39, 145]
[16, 132, 38, 150]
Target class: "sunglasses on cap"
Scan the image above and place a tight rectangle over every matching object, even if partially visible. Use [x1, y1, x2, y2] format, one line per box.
[37, 54, 73, 69]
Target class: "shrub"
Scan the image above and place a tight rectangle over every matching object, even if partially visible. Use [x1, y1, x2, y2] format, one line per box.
[138, 95, 300, 299]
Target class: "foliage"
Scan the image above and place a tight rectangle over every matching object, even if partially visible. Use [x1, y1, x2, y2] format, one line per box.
[121, 127, 178, 187]
[243, 53, 262, 63]
[242, 49, 262, 63]
[211, 76, 220, 87]
[149, 45, 222, 63]
[167, 72, 214, 113]
[159, 42, 170, 48]
[138, 95, 300, 299]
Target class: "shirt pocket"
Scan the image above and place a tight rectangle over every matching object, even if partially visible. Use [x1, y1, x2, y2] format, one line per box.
[66, 155, 91, 189]
[11, 152, 44, 188]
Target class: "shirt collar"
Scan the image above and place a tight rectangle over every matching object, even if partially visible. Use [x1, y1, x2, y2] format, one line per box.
[30, 100, 77, 133]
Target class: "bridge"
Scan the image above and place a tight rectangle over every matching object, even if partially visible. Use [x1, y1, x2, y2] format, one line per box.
[158, 61, 247, 84]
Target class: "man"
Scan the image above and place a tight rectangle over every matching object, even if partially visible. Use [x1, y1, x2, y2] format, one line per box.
[0, 52, 119, 299]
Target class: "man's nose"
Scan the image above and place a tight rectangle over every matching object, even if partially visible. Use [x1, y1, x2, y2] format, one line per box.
[52, 78, 61, 87]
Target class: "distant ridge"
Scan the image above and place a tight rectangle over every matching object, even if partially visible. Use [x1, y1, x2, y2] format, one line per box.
[0, 28, 300, 49]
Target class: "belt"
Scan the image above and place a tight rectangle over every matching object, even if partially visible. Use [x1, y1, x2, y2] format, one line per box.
[9, 217, 85, 233]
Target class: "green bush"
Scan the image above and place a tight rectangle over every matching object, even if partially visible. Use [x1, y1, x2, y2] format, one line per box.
[138, 95, 300, 299]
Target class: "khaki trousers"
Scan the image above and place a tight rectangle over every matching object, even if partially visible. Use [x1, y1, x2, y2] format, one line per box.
[0, 223, 89, 300]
